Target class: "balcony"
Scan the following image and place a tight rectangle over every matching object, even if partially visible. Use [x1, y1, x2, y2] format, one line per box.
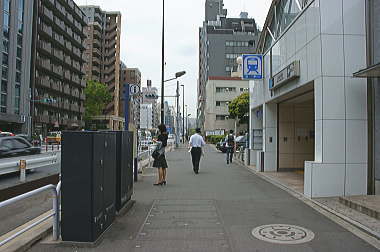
[103, 66, 115, 75]
[40, 6, 53, 22]
[72, 75, 80, 85]
[73, 47, 81, 59]
[36, 77, 51, 88]
[106, 22, 117, 32]
[39, 23, 53, 37]
[52, 65, 63, 76]
[93, 30, 102, 39]
[79, 106, 85, 113]
[61, 118, 69, 125]
[66, 27, 73, 37]
[65, 56, 71, 66]
[104, 73, 115, 83]
[51, 82, 61, 92]
[92, 66, 101, 74]
[93, 48, 101, 57]
[92, 56, 101, 65]
[72, 61, 81, 72]
[64, 71, 71, 81]
[106, 30, 117, 40]
[46, 0, 55, 7]
[80, 79, 86, 88]
[80, 93, 85, 100]
[37, 59, 51, 71]
[54, 16, 66, 32]
[105, 47, 116, 57]
[71, 104, 79, 112]
[67, 0, 74, 9]
[53, 49, 64, 61]
[38, 41, 52, 54]
[65, 41, 72, 52]
[53, 33, 65, 47]
[63, 102, 70, 110]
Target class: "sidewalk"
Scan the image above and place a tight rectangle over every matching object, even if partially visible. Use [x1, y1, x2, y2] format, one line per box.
[30, 145, 378, 251]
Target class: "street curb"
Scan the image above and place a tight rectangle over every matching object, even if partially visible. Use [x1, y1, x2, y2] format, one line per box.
[0, 211, 53, 252]
[239, 163, 380, 248]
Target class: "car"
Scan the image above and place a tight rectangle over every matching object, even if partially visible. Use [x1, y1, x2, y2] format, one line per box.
[235, 135, 248, 150]
[16, 134, 33, 143]
[0, 131, 15, 137]
[0, 136, 41, 158]
[46, 131, 61, 145]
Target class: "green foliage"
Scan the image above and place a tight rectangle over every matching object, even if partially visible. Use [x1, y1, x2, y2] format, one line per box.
[228, 92, 249, 124]
[84, 80, 112, 121]
[206, 135, 225, 144]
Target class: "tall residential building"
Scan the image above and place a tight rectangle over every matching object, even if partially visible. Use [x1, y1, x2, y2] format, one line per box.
[197, 0, 259, 129]
[80, 6, 121, 119]
[30, 0, 87, 136]
[120, 66, 141, 128]
[0, 0, 33, 134]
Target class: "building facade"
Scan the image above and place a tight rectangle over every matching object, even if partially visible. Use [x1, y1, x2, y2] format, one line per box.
[204, 76, 249, 134]
[120, 66, 141, 128]
[0, 0, 33, 134]
[198, 0, 259, 129]
[30, 0, 88, 136]
[140, 103, 152, 130]
[141, 80, 159, 129]
[249, 0, 368, 198]
[80, 6, 122, 120]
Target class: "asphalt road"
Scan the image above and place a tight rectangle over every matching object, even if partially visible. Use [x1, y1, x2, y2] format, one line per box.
[30, 145, 377, 252]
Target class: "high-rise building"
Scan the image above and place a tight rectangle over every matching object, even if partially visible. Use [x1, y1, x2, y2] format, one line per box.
[30, 0, 88, 136]
[197, 0, 259, 129]
[0, 0, 33, 134]
[141, 80, 159, 129]
[80, 6, 121, 119]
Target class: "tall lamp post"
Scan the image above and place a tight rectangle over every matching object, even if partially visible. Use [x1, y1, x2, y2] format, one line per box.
[181, 85, 185, 143]
[187, 113, 191, 139]
[160, 0, 165, 124]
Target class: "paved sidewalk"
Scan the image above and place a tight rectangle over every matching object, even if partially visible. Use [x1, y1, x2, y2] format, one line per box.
[30, 146, 377, 251]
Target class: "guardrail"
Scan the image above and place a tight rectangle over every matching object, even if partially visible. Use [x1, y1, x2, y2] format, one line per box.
[0, 182, 61, 247]
[0, 153, 58, 177]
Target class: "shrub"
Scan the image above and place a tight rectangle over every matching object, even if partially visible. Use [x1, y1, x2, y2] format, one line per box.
[206, 135, 225, 144]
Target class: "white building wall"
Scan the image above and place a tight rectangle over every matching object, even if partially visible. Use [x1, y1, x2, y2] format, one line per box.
[250, 0, 368, 198]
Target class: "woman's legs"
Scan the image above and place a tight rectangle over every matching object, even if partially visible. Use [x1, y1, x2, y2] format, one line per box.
[162, 168, 167, 182]
[155, 168, 163, 184]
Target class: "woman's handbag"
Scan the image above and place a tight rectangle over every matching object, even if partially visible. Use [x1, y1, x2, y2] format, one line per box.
[152, 141, 164, 159]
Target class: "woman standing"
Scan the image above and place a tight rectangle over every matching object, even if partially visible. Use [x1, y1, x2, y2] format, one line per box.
[153, 124, 168, 185]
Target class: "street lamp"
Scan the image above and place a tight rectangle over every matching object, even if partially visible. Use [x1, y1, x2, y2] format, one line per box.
[160, 0, 165, 125]
[161, 71, 186, 124]
[187, 113, 191, 139]
[181, 85, 185, 143]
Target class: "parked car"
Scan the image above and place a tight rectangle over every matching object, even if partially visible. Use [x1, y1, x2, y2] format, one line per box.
[0, 131, 15, 137]
[16, 134, 33, 143]
[0, 136, 41, 158]
[46, 131, 61, 145]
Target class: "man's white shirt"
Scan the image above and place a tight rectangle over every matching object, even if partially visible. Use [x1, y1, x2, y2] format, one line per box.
[189, 134, 205, 147]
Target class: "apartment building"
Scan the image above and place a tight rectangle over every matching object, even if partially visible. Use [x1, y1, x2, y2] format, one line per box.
[197, 0, 259, 130]
[80, 6, 122, 122]
[30, 0, 87, 136]
[0, 0, 33, 134]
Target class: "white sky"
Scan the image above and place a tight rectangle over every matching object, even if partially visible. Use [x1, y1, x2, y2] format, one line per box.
[75, 0, 272, 117]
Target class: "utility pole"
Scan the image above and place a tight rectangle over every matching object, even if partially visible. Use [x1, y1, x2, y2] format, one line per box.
[176, 81, 180, 147]
[160, 0, 165, 124]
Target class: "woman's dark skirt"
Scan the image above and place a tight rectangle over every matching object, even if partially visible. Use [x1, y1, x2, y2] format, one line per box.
[153, 154, 168, 168]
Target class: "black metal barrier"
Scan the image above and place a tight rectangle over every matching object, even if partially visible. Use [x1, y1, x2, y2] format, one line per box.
[61, 131, 134, 243]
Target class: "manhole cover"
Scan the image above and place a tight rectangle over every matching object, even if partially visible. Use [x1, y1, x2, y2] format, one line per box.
[251, 224, 315, 244]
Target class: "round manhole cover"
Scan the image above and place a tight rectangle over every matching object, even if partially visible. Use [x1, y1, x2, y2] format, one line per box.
[251, 224, 315, 244]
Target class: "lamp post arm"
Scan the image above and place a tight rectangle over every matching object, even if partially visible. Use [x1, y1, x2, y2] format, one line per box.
[164, 77, 177, 83]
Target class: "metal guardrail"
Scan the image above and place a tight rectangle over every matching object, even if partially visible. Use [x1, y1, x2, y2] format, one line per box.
[0, 153, 58, 177]
[0, 181, 61, 247]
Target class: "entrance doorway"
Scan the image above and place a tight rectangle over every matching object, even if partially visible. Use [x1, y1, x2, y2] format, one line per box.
[278, 92, 315, 173]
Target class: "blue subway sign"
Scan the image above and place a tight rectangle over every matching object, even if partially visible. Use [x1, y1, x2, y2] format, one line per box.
[243, 54, 263, 80]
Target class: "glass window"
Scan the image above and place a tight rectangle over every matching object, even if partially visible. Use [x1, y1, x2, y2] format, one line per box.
[13, 138, 29, 149]
[2, 53, 8, 66]
[18, 21, 23, 33]
[17, 47, 22, 58]
[17, 35, 23, 46]
[1, 80, 7, 93]
[16, 59, 21, 71]
[3, 0, 10, 12]
[1, 66, 8, 80]
[3, 13, 9, 28]
[16, 72, 21, 83]
[216, 101, 221, 106]
[2, 140, 13, 149]
[2, 40, 9, 53]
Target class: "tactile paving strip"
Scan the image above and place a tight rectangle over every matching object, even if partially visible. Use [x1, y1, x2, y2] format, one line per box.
[134, 199, 231, 252]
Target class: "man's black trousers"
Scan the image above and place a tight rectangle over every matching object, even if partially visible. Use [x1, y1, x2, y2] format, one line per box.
[191, 147, 202, 173]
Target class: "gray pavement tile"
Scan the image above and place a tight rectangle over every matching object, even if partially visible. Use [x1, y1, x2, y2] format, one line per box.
[132, 240, 231, 252]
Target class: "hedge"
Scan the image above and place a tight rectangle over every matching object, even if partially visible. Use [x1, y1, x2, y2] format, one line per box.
[206, 135, 225, 144]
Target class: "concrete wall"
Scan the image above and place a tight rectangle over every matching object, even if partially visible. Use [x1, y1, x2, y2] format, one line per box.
[250, 0, 368, 197]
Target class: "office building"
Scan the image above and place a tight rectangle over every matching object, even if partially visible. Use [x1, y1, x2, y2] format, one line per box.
[0, 0, 33, 134]
[30, 0, 88, 136]
[141, 80, 159, 129]
[249, 0, 368, 198]
[197, 0, 259, 130]
[120, 66, 141, 128]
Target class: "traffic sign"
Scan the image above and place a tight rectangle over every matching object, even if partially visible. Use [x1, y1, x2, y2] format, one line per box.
[243, 54, 263, 79]
[129, 84, 140, 96]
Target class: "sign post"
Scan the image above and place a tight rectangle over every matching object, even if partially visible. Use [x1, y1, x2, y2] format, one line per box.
[19, 160, 26, 182]
[242, 54, 263, 80]
[124, 84, 141, 131]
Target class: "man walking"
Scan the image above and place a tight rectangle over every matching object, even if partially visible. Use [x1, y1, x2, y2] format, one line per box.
[225, 130, 235, 164]
[189, 128, 206, 174]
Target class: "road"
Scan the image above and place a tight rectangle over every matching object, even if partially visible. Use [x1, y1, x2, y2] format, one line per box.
[30, 145, 377, 251]
[0, 152, 61, 190]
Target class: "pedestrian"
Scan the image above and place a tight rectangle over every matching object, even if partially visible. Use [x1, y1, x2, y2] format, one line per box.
[225, 130, 236, 164]
[152, 124, 168, 186]
[189, 128, 206, 174]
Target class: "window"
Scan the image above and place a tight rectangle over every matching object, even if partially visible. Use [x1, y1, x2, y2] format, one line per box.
[2, 139, 13, 149]
[2, 53, 8, 66]
[216, 115, 228, 120]
[1, 66, 8, 79]
[16, 59, 21, 71]
[16, 72, 21, 83]
[216, 87, 236, 93]
[1, 93, 7, 113]
[240, 88, 249, 92]
[216, 101, 229, 107]
[17, 47, 22, 58]
[13, 138, 29, 149]
[2, 40, 9, 53]
[1, 80, 7, 93]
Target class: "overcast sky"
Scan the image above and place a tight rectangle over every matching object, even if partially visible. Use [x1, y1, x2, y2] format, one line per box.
[75, 0, 272, 117]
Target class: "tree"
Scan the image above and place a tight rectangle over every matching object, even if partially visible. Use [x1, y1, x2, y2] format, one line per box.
[228, 92, 249, 124]
[84, 80, 112, 121]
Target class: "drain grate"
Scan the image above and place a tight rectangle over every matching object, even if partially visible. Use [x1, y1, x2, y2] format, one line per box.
[251, 224, 315, 245]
